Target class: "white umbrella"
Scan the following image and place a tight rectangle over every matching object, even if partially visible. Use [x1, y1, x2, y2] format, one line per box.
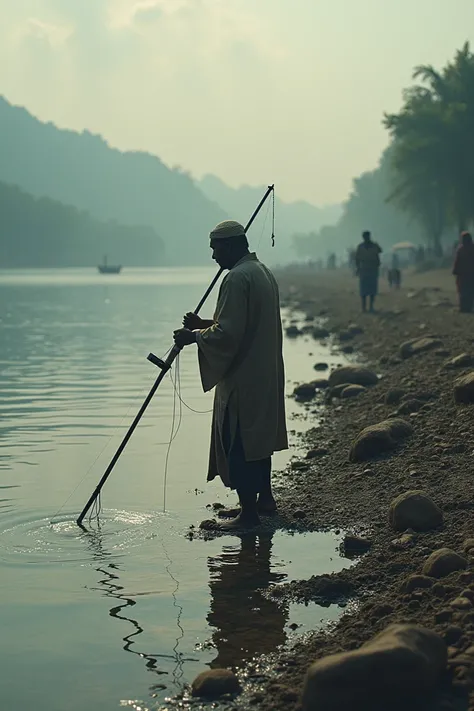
[392, 241, 418, 251]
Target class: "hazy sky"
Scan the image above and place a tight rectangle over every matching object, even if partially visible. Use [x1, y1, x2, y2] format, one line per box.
[1, 1, 474, 204]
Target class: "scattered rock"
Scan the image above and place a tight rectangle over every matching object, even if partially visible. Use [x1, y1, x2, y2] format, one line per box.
[331, 383, 352, 398]
[306, 447, 328, 459]
[291, 460, 310, 471]
[312, 326, 330, 339]
[191, 669, 241, 698]
[338, 330, 355, 342]
[294, 383, 316, 401]
[444, 353, 474, 369]
[395, 398, 424, 415]
[293, 509, 307, 519]
[329, 366, 378, 388]
[435, 609, 453, 624]
[389, 491, 443, 532]
[301, 624, 447, 711]
[422, 549, 467, 579]
[341, 534, 372, 556]
[347, 324, 364, 336]
[400, 337, 442, 359]
[391, 533, 416, 550]
[443, 626, 463, 646]
[451, 597, 473, 611]
[341, 345, 355, 354]
[285, 325, 301, 338]
[314, 362, 329, 371]
[401, 575, 433, 594]
[454, 372, 474, 404]
[349, 418, 413, 463]
[384, 388, 406, 406]
[463, 539, 474, 554]
[341, 384, 366, 399]
[312, 378, 329, 390]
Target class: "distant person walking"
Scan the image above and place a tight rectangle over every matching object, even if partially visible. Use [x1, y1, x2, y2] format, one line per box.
[453, 231, 474, 313]
[388, 252, 401, 289]
[355, 230, 382, 312]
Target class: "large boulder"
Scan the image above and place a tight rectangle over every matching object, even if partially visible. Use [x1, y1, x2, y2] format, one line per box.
[400, 337, 442, 359]
[328, 366, 378, 388]
[389, 491, 443, 532]
[192, 669, 241, 698]
[454, 372, 474, 404]
[349, 418, 413, 463]
[301, 624, 447, 711]
[422, 549, 467, 579]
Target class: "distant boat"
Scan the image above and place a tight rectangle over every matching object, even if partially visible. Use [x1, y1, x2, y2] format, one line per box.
[98, 256, 122, 274]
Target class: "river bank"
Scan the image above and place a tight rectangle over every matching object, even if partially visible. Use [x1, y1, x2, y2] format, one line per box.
[252, 266, 474, 711]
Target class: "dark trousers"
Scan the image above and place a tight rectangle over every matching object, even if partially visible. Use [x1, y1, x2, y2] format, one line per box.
[457, 279, 474, 313]
[222, 411, 271, 496]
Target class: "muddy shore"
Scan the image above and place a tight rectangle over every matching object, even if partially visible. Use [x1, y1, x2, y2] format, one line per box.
[249, 266, 474, 711]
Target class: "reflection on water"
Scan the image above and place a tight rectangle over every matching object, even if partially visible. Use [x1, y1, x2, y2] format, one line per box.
[208, 534, 287, 669]
[0, 268, 351, 711]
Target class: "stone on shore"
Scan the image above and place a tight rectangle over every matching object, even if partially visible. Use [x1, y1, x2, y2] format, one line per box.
[389, 491, 443, 532]
[314, 362, 329, 371]
[463, 539, 474, 554]
[384, 388, 406, 406]
[312, 326, 330, 339]
[301, 624, 447, 711]
[306, 447, 328, 459]
[331, 383, 352, 398]
[192, 669, 241, 698]
[422, 549, 467, 579]
[328, 366, 378, 388]
[294, 383, 316, 401]
[285, 325, 301, 338]
[444, 353, 474, 369]
[342, 534, 372, 555]
[312, 378, 329, 390]
[400, 337, 442, 359]
[401, 575, 433, 594]
[341, 384, 366, 399]
[395, 398, 424, 415]
[453, 372, 474, 404]
[349, 418, 413, 462]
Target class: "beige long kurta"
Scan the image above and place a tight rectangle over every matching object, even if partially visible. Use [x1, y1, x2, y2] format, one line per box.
[196, 253, 288, 487]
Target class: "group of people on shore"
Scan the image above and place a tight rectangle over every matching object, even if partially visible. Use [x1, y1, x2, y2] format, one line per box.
[354, 229, 474, 314]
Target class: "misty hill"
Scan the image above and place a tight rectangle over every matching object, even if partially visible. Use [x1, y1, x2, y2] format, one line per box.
[198, 174, 342, 262]
[0, 181, 163, 268]
[0, 97, 225, 265]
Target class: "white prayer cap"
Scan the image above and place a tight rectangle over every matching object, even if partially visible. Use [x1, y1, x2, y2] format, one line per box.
[209, 220, 246, 240]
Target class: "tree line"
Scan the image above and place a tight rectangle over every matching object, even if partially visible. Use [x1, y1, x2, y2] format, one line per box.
[0, 181, 163, 267]
[295, 43, 474, 259]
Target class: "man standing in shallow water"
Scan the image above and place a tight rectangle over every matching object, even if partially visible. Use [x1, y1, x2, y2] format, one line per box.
[355, 230, 382, 313]
[173, 220, 288, 531]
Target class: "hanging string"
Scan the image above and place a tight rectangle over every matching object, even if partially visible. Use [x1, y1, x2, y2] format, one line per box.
[162, 355, 182, 512]
[271, 188, 276, 247]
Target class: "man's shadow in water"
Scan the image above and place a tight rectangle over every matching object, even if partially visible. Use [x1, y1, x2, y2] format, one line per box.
[80, 527, 289, 691]
[207, 532, 289, 669]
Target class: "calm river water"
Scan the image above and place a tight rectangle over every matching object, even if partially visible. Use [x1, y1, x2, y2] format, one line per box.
[0, 267, 349, 711]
